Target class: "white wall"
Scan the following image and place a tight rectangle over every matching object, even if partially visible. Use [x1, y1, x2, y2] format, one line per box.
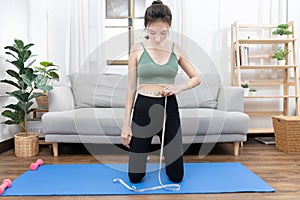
[0, 0, 30, 54]
[0, 0, 299, 141]
[0, 96, 20, 142]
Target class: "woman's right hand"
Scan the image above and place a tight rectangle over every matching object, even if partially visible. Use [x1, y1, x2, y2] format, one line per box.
[121, 126, 132, 149]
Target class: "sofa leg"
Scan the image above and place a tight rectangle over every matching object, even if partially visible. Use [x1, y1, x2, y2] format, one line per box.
[234, 141, 240, 156]
[52, 143, 58, 157]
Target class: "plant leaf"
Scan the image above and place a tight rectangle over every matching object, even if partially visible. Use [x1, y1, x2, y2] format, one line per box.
[23, 50, 32, 62]
[40, 61, 55, 67]
[4, 52, 18, 60]
[28, 92, 45, 101]
[1, 110, 15, 119]
[14, 39, 24, 49]
[20, 74, 32, 87]
[26, 101, 34, 113]
[10, 60, 24, 70]
[48, 71, 59, 80]
[6, 69, 21, 80]
[23, 43, 34, 51]
[0, 80, 21, 89]
[2, 120, 18, 125]
[35, 74, 47, 85]
[36, 85, 53, 91]
[3, 103, 20, 110]
[27, 59, 36, 68]
[4, 46, 20, 54]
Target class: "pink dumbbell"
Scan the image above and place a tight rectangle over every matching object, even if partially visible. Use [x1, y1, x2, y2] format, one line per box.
[0, 179, 12, 195]
[30, 159, 43, 170]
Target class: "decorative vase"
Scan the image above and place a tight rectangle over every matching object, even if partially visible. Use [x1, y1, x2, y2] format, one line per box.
[243, 88, 250, 96]
[14, 132, 39, 157]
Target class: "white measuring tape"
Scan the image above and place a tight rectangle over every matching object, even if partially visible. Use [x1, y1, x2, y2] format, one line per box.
[113, 96, 180, 192]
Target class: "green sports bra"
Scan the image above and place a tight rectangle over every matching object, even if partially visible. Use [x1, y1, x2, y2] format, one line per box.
[137, 43, 178, 84]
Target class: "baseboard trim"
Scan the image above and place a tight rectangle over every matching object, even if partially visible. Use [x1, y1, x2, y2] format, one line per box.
[0, 138, 14, 154]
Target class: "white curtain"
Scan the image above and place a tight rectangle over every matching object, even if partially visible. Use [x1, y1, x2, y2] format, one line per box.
[65, 0, 105, 74]
[258, 0, 288, 24]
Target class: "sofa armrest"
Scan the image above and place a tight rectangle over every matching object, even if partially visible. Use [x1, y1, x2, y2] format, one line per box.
[217, 86, 244, 112]
[48, 86, 75, 112]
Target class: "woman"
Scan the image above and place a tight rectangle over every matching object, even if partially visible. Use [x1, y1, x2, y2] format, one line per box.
[121, 0, 201, 184]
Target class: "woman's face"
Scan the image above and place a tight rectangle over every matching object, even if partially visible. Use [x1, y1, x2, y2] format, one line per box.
[146, 21, 170, 45]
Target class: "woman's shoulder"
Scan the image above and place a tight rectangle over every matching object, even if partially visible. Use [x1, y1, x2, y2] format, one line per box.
[172, 42, 187, 59]
[130, 42, 144, 54]
[129, 42, 145, 66]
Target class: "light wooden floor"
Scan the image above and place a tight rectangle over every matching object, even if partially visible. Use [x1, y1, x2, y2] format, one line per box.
[0, 138, 300, 200]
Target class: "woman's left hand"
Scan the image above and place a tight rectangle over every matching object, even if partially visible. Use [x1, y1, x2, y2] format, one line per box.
[161, 85, 182, 96]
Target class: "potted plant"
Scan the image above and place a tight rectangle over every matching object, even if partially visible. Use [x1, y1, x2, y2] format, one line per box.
[272, 24, 292, 38]
[34, 61, 59, 108]
[249, 88, 257, 96]
[272, 47, 290, 65]
[241, 80, 250, 96]
[0, 39, 56, 157]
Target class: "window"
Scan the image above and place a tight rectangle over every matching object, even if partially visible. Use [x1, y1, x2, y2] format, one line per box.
[105, 0, 147, 65]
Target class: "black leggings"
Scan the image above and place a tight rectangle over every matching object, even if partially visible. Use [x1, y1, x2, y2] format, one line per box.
[128, 94, 184, 183]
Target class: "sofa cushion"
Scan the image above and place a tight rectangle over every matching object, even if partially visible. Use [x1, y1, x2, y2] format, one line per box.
[70, 72, 220, 109]
[69, 73, 128, 108]
[176, 73, 220, 108]
[42, 108, 124, 136]
[42, 108, 249, 137]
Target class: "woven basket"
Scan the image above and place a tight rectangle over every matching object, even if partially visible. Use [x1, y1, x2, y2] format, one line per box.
[35, 92, 48, 108]
[272, 116, 300, 154]
[14, 132, 39, 157]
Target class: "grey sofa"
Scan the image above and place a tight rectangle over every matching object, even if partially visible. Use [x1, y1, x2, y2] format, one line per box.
[42, 72, 249, 156]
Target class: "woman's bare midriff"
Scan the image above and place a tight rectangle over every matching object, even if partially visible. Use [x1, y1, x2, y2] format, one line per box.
[139, 83, 172, 98]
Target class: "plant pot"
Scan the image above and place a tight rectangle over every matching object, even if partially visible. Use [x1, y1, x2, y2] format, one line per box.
[277, 60, 286, 65]
[270, 58, 278, 65]
[35, 92, 48, 108]
[249, 91, 257, 96]
[14, 132, 39, 157]
[274, 34, 289, 39]
[243, 88, 250, 96]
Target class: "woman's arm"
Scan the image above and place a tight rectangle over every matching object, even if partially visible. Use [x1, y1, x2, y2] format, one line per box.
[121, 44, 139, 148]
[161, 44, 201, 96]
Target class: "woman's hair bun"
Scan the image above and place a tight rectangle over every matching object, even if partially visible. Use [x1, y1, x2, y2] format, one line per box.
[152, 0, 163, 5]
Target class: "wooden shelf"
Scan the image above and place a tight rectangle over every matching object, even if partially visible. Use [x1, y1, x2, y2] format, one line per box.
[231, 21, 299, 134]
[245, 111, 283, 116]
[240, 65, 296, 69]
[245, 95, 298, 98]
[248, 128, 274, 134]
[106, 60, 128, 65]
[248, 81, 283, 86]
[237, 38, 295, 44]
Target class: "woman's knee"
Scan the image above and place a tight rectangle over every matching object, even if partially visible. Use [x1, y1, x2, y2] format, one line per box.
[167, 171, 183, 183]
[128, 172, 145, 183]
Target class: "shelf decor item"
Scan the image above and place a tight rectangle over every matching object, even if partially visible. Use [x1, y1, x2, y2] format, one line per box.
[272, 116, 300, 153]
[34, 61, 59, 108]
[272, 24, 292, 38]
[272, 47, 290, 65]
[0, 39, 57, 157]
[249, 88, 257, 96]
[241, 80, 250, 96]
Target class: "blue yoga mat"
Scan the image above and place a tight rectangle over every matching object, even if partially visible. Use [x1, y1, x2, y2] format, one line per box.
[2, 162, 274, 196]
